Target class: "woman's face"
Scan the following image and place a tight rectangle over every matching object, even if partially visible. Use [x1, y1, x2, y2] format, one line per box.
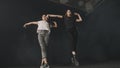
[42, 15, 47, 20]
[66, 10, 72, 16]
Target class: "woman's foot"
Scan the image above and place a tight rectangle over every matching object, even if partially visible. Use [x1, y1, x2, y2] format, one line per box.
[71, 51, 79, 66]
[40, 63, 50, 68]
[71, 56, 79, 66]
[40, 58, 50, 68]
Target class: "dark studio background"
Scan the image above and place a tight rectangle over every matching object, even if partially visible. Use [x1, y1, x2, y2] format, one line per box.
[0, 0, 120, 67]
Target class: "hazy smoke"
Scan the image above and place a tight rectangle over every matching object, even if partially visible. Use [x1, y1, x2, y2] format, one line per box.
[49, 0, 104, 14]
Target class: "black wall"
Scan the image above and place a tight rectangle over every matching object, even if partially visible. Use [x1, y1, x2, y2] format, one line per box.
[0, 0, 120, 67]
[77, 0, 120, 61]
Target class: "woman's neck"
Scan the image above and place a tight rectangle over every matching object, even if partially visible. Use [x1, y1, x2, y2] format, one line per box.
[67, 14, 71, 17]
[42, 19, 47, 21]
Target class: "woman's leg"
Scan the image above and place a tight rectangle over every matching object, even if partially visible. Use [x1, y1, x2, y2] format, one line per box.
[38, 33, 47, 62]
[70, 28, 78, 55]
[38, 31, 48, 64]
[45, 31, 50, 46]
[70, 28, 79, 66]
[43, 31, 50, 64]
[38, 30, 50, 68]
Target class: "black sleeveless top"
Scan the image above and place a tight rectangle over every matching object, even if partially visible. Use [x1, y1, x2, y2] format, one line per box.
[63, 16, 76, 30]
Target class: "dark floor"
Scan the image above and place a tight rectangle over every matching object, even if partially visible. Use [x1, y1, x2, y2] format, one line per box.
[7, 61, 120, 68]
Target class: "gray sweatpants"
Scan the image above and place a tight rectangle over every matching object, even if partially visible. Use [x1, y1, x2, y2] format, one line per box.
[37, 30, 50, 58]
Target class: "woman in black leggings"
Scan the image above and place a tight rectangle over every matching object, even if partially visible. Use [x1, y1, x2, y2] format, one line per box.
[47, 9, 82, 66]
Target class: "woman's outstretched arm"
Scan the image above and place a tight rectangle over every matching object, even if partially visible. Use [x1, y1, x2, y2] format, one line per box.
[23, 21, 38, 28]
[47, 14, 63, 18]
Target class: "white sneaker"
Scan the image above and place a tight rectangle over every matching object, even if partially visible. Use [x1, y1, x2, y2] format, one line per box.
[40, 63, 50, 68]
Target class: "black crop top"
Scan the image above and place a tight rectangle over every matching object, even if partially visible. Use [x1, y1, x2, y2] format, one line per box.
[63, 16, 76, 29]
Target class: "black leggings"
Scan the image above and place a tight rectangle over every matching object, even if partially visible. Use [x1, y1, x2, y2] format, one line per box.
[67, 28, 78, 52]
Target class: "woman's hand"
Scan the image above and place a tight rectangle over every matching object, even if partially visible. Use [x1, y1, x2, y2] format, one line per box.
[23, 23, 27, 28]
[53, 21, 57, 28]
[74, 12, 79, 16]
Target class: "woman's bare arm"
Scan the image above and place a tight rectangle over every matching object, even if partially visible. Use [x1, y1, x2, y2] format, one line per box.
[47, 14, 63, 18]
[74, 12, 82, 22]
[23, 21, 38, 28]
[53, 21, 57, 28]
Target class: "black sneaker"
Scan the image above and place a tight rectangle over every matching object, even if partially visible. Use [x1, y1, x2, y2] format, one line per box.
[40, 63, 50, 68]
[71, 56, 79, 66]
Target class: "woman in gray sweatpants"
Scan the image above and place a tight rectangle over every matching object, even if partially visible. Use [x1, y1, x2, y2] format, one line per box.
[37, 30, 50, 60]
[23, 14, 57, 68]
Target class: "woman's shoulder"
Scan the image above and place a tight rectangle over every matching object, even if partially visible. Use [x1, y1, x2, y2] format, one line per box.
[38, 20, 45, 22]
